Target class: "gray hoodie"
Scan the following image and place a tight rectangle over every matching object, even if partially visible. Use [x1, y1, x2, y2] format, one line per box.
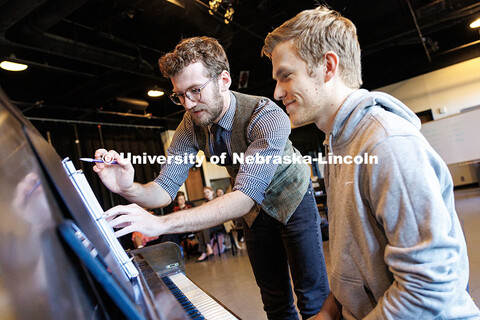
[325, 89, 480, 319]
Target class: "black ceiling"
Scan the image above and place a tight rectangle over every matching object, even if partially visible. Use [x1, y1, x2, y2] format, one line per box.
[1, 0, 480, 130]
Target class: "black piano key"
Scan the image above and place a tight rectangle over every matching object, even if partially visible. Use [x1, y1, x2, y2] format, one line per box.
[161, 276, 206, 320]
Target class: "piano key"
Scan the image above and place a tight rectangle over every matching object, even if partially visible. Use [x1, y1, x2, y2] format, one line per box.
[166, 273, 238, 320]
[132, 255, 191, 320]
[131, 244, 238, 320]
[161, 275, 205, 320]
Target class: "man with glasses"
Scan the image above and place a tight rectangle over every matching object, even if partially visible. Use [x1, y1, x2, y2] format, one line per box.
[93, 36, 329, 319]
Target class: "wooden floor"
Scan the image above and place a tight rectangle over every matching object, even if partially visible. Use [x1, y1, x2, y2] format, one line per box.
[455, 186, 480, 302]
[185, 186, 480, 319]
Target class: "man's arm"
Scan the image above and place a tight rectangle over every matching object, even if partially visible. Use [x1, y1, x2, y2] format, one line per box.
[232, 98, 291, 204]
[363, 135, 465, 319]
[314, 293, 342, 320]
[105, 190, 255, 237]
[120, 181, 172, 208]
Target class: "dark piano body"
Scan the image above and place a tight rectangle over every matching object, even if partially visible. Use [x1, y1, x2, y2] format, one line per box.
[0, 88, 239, 320]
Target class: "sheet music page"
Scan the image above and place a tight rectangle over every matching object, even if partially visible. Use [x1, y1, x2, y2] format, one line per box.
[62, 158, 138, 279]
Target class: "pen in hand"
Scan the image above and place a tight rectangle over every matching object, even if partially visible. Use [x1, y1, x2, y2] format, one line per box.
[79, 157, 118, 165]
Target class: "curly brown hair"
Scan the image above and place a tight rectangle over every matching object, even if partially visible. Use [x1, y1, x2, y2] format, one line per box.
[158, 36, 230, 79]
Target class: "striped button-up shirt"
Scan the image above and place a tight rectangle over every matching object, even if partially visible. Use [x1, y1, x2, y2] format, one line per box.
[154, 92, 291, 204]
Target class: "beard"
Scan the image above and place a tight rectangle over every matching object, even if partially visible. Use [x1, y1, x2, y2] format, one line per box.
[190, 82, 224, 127]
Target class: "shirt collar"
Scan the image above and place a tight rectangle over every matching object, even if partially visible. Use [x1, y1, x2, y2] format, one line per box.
[213, 91, 235, 132]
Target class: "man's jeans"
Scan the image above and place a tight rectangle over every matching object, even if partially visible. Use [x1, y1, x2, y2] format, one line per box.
[243, 183, 330, 319]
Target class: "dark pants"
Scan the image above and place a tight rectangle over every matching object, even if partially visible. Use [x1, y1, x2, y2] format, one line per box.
[243, 184, 329, 320]
[196, 228, 211, 254]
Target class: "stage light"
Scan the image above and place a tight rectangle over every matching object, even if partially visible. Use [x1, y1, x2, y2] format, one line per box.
[209, 0, 222, 15]
[0, 60, 28, 71]
[470, 17, 480, 28]
[148, 89, 164, 97]
[224, 7, 234, 24]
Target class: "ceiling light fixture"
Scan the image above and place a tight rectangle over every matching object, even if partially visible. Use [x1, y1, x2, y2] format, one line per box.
[148, 89, 164, 97]
[0, 60, 28, 71]
[209, 0, 222, 15]
[470, 17, 480, 28]
[224, 7, 234, 24]
[208, 0, 236, 24]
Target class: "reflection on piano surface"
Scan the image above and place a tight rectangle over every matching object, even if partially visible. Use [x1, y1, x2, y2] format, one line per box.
[0, 87, 239, 320]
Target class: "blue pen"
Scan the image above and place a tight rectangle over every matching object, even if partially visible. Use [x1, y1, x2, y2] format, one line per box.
[79, 157, 118, 165]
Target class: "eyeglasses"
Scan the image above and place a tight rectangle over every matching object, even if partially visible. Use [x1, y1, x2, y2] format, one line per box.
[169, 76, 217, 106]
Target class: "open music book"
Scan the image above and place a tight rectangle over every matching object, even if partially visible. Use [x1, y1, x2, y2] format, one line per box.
[62, 158, 138, 279]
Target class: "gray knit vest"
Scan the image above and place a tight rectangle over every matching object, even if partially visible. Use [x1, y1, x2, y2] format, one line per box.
[194, 91, 310, 226]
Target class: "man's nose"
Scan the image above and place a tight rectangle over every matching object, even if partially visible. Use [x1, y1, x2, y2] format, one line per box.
[273, 82, 285, 101]
[183, 97, 197, 110]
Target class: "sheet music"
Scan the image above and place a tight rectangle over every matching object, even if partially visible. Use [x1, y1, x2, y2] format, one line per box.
[62, 158, 138, 279]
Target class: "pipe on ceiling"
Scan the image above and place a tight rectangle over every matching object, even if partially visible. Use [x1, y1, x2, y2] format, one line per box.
[406, 0, 432, 63]
[4, 0, 155, 74]
[0, 0, 49, 34]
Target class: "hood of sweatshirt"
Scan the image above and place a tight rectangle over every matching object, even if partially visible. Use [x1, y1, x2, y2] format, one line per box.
[329, 89, 421, 150]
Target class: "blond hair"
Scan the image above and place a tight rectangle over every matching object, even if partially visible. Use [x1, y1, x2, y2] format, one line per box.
[159, 36, 230, 79]
[262, 6, 362, 89]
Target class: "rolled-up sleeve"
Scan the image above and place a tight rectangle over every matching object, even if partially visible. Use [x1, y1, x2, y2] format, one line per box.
[154, 114, 198, 200]
[233, 100, 291, 204]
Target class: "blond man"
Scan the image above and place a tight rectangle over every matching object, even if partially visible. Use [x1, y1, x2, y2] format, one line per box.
[262, 6, 480, 320]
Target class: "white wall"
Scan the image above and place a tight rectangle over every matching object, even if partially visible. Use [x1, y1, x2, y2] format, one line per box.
[376, 57, 480, 185]
[160, 130, 175, 154]
[377, 56, 480, 119]
[201, 152, 230, 187]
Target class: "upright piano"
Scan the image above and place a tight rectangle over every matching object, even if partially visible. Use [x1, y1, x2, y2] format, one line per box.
[0, 88, 239, 320]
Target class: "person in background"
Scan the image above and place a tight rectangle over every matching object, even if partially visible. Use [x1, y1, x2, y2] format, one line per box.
[202, 186, 215, 203]
[204, 186, 228, 256]
[94, 36, 329, 319]
[131, 231, 158, 249]
[195, 186, 215, 262]
[172, 191, 198, 256]
[216, 187, 243, 250]
[262, 6, 480, 319]
[173, 191, 193, 212]
[171, 191, 198, 256]
[215, 187, 225, 197]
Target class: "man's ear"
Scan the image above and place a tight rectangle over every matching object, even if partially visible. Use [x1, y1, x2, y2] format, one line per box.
[219, 70, 232, 91]
[324, 51, 339, 83]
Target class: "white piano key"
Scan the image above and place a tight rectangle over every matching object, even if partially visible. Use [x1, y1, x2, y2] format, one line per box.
[169, 273, 238, 320]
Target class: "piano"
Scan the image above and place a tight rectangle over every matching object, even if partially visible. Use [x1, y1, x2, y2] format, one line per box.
[0, 88, 239, 320]
[131, 243, 238, 320]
